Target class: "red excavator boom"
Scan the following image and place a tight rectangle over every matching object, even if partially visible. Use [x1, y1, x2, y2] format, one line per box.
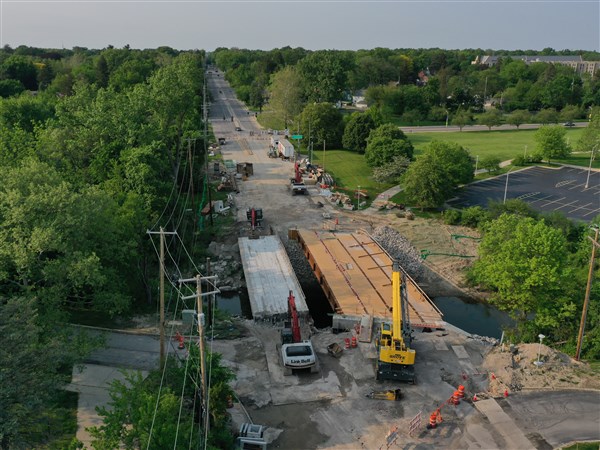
[288, 290, 301, 343]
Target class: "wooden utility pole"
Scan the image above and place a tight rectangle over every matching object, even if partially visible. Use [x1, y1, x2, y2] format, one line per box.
[160, 228, 165, 367]
[147, 228, 177, 368]
[195, 275, 209, 435]
[576, 226, 599, 361]
[179, 274, 219, 437]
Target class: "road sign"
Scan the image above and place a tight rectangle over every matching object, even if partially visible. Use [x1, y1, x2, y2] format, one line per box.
[291, 135, 303, 139]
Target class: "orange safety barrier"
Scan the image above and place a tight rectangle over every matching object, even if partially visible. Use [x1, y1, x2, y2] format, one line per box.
[345, 338, 351, 349]
[457, 385, 465, 398]
[351, 336, 357, 348]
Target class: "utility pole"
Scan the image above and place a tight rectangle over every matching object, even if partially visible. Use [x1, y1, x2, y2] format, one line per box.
[179, 274, 220, 437]
[147, 228, 178, 368]
[576, 226, 599, 361]
[196, 275, 208, 436]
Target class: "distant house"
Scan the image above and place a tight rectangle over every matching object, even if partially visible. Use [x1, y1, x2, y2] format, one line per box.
[472, 55, 600, 75]
[352, 90, 368, 109]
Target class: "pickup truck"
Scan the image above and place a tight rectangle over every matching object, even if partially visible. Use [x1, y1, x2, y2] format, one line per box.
[290, 180, 308, 195]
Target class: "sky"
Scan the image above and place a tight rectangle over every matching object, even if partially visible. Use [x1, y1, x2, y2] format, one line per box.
[1, 0, 599, 52]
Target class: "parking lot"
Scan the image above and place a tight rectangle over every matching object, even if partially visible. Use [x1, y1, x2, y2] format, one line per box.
[449, 165, 600, 222]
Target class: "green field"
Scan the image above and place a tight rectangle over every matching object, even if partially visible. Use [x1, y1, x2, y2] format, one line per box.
[408, 127, 587, 161]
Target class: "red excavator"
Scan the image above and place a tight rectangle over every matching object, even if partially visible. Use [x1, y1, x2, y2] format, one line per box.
[279, 291, 318, 375]
[290, 161, 308, 195]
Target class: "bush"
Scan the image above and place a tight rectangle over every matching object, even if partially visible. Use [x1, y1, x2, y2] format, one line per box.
[461, 206, 490, 228]
[512, 155, 526, 166]
[443, 209, 462, 225]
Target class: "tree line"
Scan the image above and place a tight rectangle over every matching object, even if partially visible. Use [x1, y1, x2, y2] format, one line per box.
[0, 46, 215, 448]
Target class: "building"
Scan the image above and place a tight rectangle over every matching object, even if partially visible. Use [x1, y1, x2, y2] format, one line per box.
[472, 55, 600, 75]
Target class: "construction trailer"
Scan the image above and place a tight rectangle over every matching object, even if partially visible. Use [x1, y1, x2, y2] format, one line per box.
[277, 139, 294, 159]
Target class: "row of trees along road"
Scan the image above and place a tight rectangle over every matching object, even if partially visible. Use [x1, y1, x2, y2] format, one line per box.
[212, 46, 600, 123]
[0, 46, 237, 448]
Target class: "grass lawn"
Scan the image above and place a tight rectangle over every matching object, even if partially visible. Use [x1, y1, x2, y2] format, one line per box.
[408, 127, 586, 161]
[311, 149, 394, 197]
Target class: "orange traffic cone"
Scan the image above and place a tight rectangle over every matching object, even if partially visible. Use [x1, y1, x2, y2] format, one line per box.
[427, 412, 437, 429]
[473, 394, 479, 402]
[452, 391, 460, 406]
[457, 385, 465, 398]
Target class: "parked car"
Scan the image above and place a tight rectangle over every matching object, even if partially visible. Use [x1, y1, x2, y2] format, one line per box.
[564, 121, 575, 127]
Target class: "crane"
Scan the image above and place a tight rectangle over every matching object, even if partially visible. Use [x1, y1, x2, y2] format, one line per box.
[376, 261, 416, 383]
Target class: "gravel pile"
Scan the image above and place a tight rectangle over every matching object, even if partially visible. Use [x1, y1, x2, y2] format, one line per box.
[371, 226, 423, 279]
[282, 236, 318, 283]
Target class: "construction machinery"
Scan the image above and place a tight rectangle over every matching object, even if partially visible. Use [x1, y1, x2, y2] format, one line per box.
[366, 389, 402, 401]
[375, 261, 416, 383]
[290, 161, 308, 195]
[280, 290, 318, 375]
[246, 207, 262, 239]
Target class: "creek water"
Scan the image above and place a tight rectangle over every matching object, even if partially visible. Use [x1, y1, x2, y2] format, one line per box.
[215, 290, 511, 339]
[433, 296, 513, 339]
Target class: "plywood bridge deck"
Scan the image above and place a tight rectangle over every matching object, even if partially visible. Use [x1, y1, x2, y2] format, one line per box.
[293, 229, 444, 328]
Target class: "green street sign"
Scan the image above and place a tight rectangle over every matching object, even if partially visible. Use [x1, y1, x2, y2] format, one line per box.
[291, 134, 303, 139]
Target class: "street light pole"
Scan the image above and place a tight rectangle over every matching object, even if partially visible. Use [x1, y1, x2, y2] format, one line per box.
[585, 145, 597, 189]
[503, 168, 513, 204]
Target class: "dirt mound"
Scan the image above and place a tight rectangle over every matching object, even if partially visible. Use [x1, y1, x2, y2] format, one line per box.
[482, 343, 600, 396]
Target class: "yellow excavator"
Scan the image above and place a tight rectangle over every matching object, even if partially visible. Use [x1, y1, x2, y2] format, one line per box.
[376, 261, 416, 383]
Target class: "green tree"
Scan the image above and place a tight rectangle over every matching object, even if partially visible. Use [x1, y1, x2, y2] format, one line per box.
[427, 141, 474, 185]
[297, 50, 352, 103]
[506, 109, 530, 129]
[402, 152, 453, 209]
[0, 159, 137, 315]
[342, 111, 377, 153]
[451, 109, 473, 131]
[559, 105, 581, 123]
[576, 105, 600, 153]
[534, 125, 571, 163]
[299, 102, 344, 149]
[0, 79, 25, 97]
[536, 108, 559, 124]
[89, 349, 235, 450]
[95, 55, 109, 88]
[469, 214, 571, 335]
[480, 156, 501, 173]
[0, 296, 97, 448]
[371, 155, 410, 184]
[364, 123, 414, 167]
[477, 108, 503, 130]
[267, 66, 305, 129]
[1, 55, 37, 90]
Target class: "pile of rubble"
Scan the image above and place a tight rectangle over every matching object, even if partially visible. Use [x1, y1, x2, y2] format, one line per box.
[371, 226, 423, 279]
